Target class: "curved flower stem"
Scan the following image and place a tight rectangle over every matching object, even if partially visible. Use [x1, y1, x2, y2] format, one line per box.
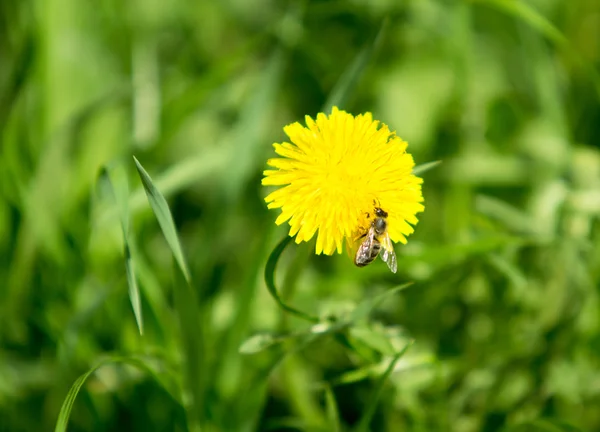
[265, 236, 319, 323]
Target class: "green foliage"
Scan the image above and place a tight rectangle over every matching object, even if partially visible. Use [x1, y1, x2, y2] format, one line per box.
[2, 0, 600, 431]
[99, 165, 143, 334]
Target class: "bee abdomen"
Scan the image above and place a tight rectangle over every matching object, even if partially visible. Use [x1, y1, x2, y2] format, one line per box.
[354, 241, 381, 267]
[370, 241, 381, 258]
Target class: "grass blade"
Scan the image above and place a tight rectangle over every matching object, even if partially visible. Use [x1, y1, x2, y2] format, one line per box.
[133, 156, 203, 431]
[504, 419, 583, 432]
[354, 342, 413, 432]
[475, 194, 538, 235]
[239, 333, 279, 355]
[222, 49, 285, 202]
[133, 156, 191, 282]
[322, 18, 388, 112]
[172, 260, 205, 432]
[98, 166, 143, 335]
[124, 244, 142, 334]
[265, 236, 319, 323]
[55, 356, 179, 432]
[412, 160, 441, 176]
[324, 385, 341, 432]
[55, 366, 100, 432]
[475, 0, 567, 47]
[350, 283, 412, 323]
[327, 346, 431, 388]
[475, 0, 600, 98]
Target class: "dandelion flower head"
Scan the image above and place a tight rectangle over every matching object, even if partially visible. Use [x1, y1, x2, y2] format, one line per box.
[262, 107, 424, 255]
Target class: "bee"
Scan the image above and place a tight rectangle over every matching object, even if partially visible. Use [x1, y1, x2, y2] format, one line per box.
[354, 206, 398, 273]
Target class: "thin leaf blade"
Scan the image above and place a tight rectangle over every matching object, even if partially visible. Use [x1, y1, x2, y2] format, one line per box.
[324, 385, 341, 432]
[55, 356, 179, 432]
[133, 156, 191, 282]
[412, 160, 442, 176]
[350, 283, 412, 323]
[55, 366, 99, 432]
[172, 259, 204, 432]
[98, 166, 143, 335]
[354, 342, 413, 432]
[322, 18, 388, 112]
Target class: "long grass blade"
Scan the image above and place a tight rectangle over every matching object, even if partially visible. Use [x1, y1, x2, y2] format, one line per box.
[350, 283, 412, 323]
[172, 260, 205, 432]
[505, 419, 583, 432]
[133, 156, 203, 431]
[475, 0, 600, 98]
[55, 366, 100, 432]
[354, 342, 413, 432]
[55, 356, 179, 432]
[98, 166, 143, 335]
[222, 49, 284, 202]
[412, 160, 441, 176]
[133, 156, 191, 282]
[322, 18, 388, 112]
[324, 385, 341, 432]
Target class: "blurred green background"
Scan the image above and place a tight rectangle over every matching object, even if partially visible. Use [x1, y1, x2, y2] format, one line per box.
[2, 0, 600, 431]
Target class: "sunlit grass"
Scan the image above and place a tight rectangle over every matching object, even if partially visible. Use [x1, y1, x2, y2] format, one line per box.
[1, 0, 600, 431]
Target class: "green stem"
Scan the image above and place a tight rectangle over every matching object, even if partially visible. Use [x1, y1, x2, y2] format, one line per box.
[264, 236, 319, 323]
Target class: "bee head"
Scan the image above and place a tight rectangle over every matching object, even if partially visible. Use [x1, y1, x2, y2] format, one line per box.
[374, 207, 388, 218]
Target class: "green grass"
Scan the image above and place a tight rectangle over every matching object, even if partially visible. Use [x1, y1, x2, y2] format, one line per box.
[1, 0, 600, 431]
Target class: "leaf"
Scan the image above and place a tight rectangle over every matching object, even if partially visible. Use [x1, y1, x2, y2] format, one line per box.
[222, 49, 285, 202]
[55, 365, 100, 432]
[324, 385, 341, 432]
[172, 260, 204, 432]
[475, 194, 537, 235]
[239, 321, 344, 356]
[328, 363, 380, 387]
[504, 419, 584, 432]
[133, 156, 191, 283]
[239, 334, 279, 354]
[322, 18, 388, 112]
[124, 245, 142, 334]
[325, 339, 424, 388]
[241, 284, 412, 355]
[263, 418, 310, 431]
[55, 356, 179, 432]
[349, 283, 412, 323]
[475, 0, 567, 48]
[133, 157, 203, 431]
[412, 160, 441, 176]
[354, 342, 413, 432]
[98, 165, 143, 335]
[264, 236, 319, 322]
[349, 326, 397, 356]
[475, 0, 600, 98]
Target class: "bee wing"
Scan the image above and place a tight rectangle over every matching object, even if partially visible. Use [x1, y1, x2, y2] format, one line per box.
[354, 227, 376, 265]
[379, 233, 397, 273]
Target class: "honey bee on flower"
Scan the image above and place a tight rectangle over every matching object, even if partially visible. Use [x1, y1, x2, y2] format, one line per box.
[262, 106, 424, 272]
[353, 204, 397, 273]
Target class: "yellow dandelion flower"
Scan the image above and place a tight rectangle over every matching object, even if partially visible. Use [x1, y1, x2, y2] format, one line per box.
[262, 106, 424, 256]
